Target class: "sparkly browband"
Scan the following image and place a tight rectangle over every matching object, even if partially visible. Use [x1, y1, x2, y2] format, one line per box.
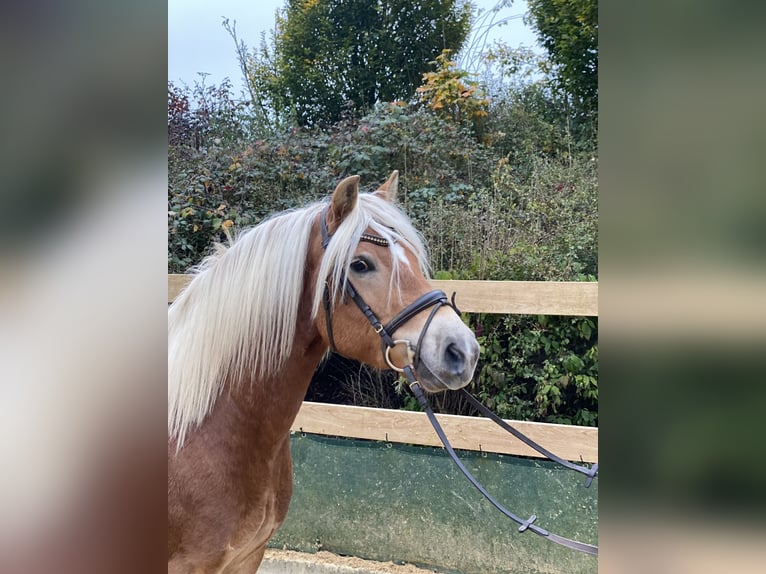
[359, 233, 390, 247]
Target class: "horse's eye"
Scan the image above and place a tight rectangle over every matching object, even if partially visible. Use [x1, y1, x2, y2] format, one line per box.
[350, 258, 373, 273]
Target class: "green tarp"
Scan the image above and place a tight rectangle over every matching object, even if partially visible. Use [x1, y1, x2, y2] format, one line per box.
[270, 433, 597, 574]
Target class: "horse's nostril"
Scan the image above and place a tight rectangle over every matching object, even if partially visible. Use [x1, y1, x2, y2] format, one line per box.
[445, 342, 466, 375]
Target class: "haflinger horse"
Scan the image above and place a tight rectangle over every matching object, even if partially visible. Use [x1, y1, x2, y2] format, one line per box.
[168, 171, 480, 573]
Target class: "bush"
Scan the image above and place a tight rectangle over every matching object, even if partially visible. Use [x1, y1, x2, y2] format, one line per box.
[415, 154, 598, 425]
[469, 312, 597, 426]
[168, 96, 496, 272]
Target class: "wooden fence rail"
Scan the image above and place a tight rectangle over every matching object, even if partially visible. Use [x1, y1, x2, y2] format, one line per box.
[168, 275, 598, 316]
[292, 402, 597, 462]
[168, 274, 598, 460]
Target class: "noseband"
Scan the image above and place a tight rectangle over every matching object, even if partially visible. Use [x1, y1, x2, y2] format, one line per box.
[319, 206, 598, 556]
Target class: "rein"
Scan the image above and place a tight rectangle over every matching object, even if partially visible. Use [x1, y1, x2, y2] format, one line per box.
[320, 208, 598, 556]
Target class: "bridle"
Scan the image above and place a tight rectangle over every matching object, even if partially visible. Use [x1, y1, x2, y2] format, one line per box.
[319, 207, 598, 556]
[320, 206, 458, 370]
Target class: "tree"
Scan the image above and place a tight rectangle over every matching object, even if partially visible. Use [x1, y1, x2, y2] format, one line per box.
[251, 0, 472, 127]
[526, 0, 597, 120]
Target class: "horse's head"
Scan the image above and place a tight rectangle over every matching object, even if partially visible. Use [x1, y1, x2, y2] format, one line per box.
[310, 172, 479, 392]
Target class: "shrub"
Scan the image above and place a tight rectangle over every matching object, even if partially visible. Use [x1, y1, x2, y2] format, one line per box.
[168, 98, 496, 272]
[419, 154, 598, 424]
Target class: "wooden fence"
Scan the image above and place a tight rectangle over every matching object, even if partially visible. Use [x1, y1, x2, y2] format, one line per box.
[168, 275, 598, 463]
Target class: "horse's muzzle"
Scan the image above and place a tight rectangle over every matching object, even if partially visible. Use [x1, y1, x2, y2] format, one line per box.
[417, 333, 479, 392]
[444, 339, 476, 378]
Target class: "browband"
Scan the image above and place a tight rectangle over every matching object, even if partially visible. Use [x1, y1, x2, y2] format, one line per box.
[320, 206, 392, 249]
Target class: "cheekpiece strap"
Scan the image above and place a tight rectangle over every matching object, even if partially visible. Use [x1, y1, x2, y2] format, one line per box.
[320, 206, 391, 352]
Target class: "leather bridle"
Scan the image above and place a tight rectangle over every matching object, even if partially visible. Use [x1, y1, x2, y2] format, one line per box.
[319, 206, 598, 556]
[320, 206, 458, 371]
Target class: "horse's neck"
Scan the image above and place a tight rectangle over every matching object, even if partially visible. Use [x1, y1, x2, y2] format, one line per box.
[214, 324, 326, 451]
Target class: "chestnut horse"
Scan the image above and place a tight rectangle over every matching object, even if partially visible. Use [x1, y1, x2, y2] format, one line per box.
[168, 172, 479, 573]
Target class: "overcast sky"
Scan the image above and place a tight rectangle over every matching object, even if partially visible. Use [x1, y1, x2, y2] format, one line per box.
[168, 0, 538, 97]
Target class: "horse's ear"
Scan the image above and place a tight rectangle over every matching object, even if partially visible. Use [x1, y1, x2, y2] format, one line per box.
[329, 175, 360, 229]
[374, 170, 398, 203]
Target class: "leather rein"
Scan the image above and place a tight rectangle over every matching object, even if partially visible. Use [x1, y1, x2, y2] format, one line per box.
[319, 207, 598, 556]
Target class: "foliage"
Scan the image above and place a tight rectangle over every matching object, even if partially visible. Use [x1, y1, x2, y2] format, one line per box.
[167, 90, 496, 272]
[472, 313, 597, 425]
[168, 117, 337, 271]
[526, 0, 598, 121]
[408, 155, 599, 426]
[416, 50, 489, 138]
[241, 0, 472, 127]
[167, 78, 252, 153]
[328, 100, 497, 204]
[403, 151, 597, 280]
[478, 41, 595, 171]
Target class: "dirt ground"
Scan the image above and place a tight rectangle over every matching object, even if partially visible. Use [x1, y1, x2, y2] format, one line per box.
[261, 548, 442, 573]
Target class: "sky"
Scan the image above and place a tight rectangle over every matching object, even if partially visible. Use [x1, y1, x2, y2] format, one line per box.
[168, 0, 539, 98]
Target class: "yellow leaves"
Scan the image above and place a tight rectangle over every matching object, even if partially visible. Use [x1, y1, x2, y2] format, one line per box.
[179, 203, 233, 235]
[228, 161, 242, 171]
[416, 49, 489, 127]
[418, 71, 436, 85]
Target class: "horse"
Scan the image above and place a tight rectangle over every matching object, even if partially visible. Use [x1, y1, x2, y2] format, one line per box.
[168, 171, 480, 573]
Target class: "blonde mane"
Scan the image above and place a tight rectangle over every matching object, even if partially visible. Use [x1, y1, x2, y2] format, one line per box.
[168, 192, 430, 447]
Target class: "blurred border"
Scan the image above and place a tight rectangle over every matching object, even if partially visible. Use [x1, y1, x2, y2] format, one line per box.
[0, 2, 167, 573]
[600, 0, 766, 572]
